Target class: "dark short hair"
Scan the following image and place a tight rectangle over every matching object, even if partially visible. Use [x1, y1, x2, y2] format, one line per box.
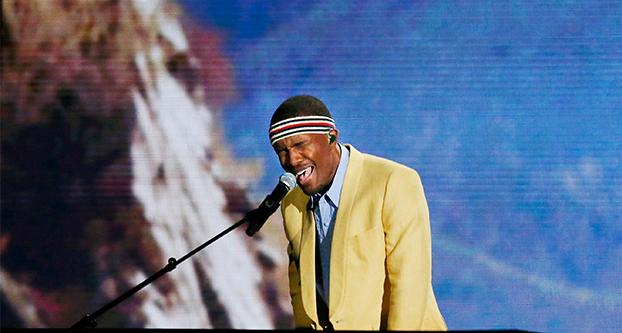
[270, 95, 332, 127]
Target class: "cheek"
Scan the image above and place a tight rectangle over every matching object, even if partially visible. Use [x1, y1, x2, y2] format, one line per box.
[311, 156, 327, 180]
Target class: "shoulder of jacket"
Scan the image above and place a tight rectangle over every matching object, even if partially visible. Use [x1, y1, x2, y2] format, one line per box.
[360, 151, 420, 180]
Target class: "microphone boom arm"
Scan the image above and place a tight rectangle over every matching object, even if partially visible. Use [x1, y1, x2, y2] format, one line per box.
[70, 173, 295, 328]
[71, 217, 248, 328]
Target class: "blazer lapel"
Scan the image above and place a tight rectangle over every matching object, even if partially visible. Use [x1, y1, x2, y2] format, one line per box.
[299, 202, 319, 324]
[328, 144, 364, 319]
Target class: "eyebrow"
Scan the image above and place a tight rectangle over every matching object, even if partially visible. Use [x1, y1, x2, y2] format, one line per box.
[275, 138, 308, 152]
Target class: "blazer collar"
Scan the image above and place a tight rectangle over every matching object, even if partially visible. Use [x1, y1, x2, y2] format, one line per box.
[328, 144, 364, 319]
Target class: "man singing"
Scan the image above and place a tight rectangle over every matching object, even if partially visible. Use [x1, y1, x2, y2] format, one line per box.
[270, 95, 447, 330]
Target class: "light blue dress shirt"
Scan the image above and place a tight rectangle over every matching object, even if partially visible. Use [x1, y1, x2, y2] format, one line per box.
[310, 143, 350, 304]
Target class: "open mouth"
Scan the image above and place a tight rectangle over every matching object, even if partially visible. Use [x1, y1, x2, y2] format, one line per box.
[295, 166, 314, 185]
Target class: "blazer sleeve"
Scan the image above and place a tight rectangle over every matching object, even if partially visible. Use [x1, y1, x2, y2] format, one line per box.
[381, 167, 433, 330]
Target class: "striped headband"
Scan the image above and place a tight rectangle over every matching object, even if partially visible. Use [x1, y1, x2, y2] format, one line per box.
[269, 115, 336, 145]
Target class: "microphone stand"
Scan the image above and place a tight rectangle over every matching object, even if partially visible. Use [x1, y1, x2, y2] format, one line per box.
[71, 216, 255, 328]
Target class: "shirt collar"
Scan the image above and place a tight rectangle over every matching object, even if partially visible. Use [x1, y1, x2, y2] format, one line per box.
[310, 143, 350, 209]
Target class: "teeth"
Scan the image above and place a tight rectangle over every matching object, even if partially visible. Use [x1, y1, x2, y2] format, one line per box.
[296, 166, 311, 178]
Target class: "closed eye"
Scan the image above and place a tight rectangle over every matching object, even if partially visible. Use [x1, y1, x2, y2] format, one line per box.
[293, 139, 309, 148]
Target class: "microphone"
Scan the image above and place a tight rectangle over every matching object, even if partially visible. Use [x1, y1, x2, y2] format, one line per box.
[245, 172, 297, 236]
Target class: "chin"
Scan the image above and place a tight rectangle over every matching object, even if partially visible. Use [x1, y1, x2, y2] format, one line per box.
[300, 187, 315, 196]
[300, 184, 319, 196]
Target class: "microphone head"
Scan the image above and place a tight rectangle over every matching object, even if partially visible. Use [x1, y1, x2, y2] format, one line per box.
[279, 172, 297, 190]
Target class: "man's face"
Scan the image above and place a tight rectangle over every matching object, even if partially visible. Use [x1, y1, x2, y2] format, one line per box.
[273, 131, 339, 195]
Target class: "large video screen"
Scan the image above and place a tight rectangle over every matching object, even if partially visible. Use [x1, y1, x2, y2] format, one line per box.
[1, 1, 620, 331]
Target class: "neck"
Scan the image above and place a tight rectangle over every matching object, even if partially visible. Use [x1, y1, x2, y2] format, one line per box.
[317, 144, 341, 196]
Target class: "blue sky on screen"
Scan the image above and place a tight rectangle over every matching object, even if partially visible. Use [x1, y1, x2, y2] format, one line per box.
[181, 1, 622, 331]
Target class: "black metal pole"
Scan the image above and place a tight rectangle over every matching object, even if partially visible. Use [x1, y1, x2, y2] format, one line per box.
[70, 218, 249, 328]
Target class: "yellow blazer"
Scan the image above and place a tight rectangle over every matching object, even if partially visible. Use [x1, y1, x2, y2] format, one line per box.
[281, 144, 447, 330]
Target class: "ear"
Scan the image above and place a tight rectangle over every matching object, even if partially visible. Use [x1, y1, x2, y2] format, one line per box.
[328, 128, 338, 144]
